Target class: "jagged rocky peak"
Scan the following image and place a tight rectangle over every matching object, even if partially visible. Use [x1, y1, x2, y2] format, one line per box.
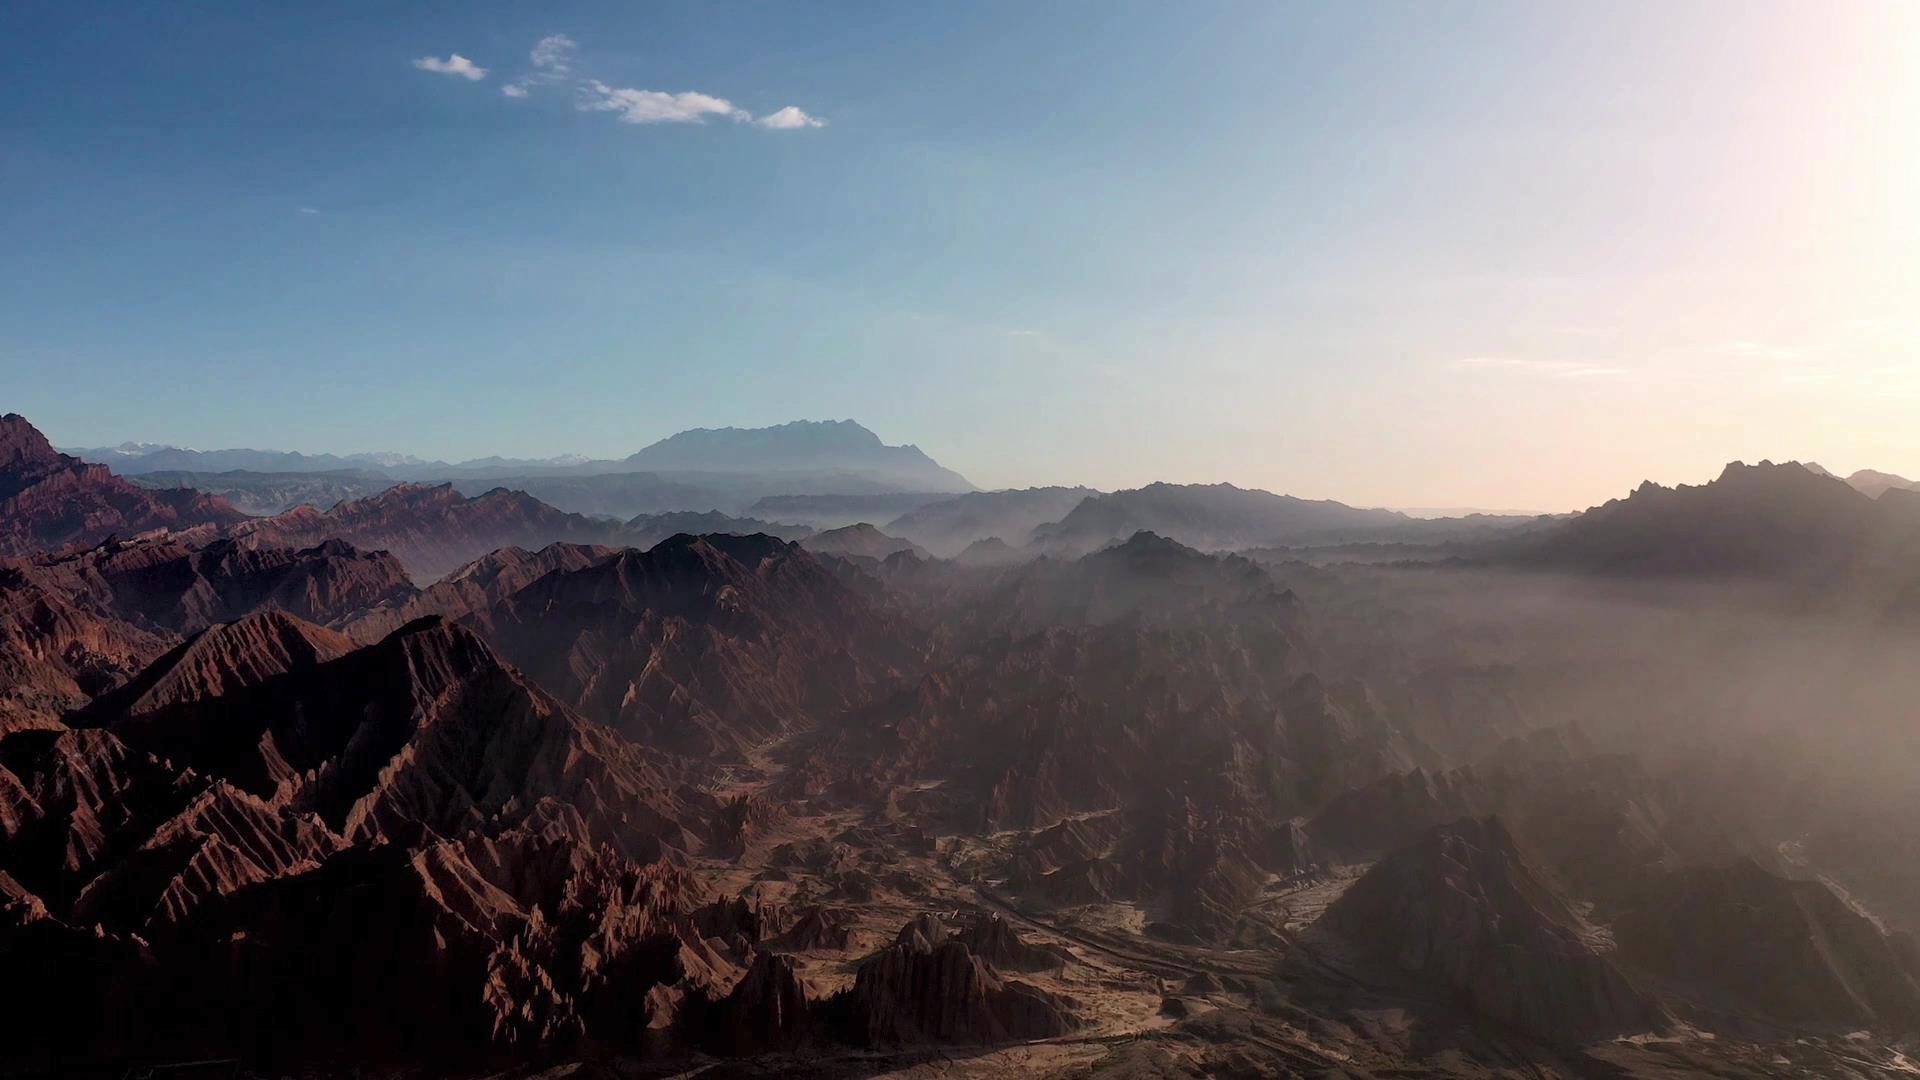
[830, 913, 1080, 1046]
[0, 413, 60, 469]
[81, 610, 356, 720]
[0, 414, 245, 557]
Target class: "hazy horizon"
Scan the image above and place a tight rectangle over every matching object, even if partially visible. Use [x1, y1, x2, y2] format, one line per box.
[5, 1, 1916, 511]
[36, 411, 1907, 518]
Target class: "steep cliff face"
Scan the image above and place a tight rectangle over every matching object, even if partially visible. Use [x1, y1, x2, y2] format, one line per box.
[0, 414, 245, 558]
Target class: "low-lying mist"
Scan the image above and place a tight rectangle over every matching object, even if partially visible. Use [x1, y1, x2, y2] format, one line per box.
[1272, 560, 1920, 928]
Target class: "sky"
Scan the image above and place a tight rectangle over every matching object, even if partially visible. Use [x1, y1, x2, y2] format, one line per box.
[2, 2, 1916, 512]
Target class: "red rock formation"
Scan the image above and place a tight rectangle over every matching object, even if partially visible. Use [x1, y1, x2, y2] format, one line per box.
[485, 533, 921, 757]
[684, 950, 819, 1054]
[0, 414, 245, 558]
[0, 563, 172, 726]
[341, 541, 614, 643]
[22, 533, 416, 635]
[1, 534, 412, 726]
[829, 917, 1079, 1045]
[79, 611, 356, 720]
[951, 912, 1072, 973]
[109, 616, 701, 857]
[229, 482, 624, 581]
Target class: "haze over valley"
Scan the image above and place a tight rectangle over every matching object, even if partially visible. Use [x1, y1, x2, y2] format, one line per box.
[6, 407, 1920, 1076]
[5, 2, 1919, 1076]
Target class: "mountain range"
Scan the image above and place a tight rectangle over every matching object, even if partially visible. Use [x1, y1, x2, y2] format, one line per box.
[7, 408, 1920, 1076]
[68, 419, 975, 520]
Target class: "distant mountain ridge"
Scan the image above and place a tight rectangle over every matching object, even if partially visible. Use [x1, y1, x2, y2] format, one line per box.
[1802, 461, 1919, 497]
[66, 418, 972, 489]
[1502, 461, 1920, 616]
[1031, 482, 1409, 554]
[884, 486, 1100, 556]
[624, 419, 972, 492]
[67, 419, 972, 520]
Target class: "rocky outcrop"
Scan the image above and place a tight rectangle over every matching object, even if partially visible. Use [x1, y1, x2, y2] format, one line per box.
[684, 950, 818, 1054]
[0, 414, 244, 558]
[952, 913, 1073, 973]
[1312, 816, 1664, 1045]
[828, 916, 1079, 1046]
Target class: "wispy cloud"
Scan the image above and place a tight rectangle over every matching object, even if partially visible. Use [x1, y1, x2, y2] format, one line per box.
[412, 54, 488, 81]
[755, 105, 825, 130]
[298, 207, 320, 215]
[504, 33, 575, 98]
[1455, 356, 1628, 379]
[429, 34, 823, 131]
[530, 33, 576, 73]
[578, 81, 747, 124]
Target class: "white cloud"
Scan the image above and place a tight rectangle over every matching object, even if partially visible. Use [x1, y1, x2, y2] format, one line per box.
[1455, 356, 1628, 379]
[530, 34, 576, 72]
[298, 207, 320, 215]
[577, 80, 746, 124]
[755, 105, 825, 130]
[484, 38, 823, 132]
[413, 54, 488, 81]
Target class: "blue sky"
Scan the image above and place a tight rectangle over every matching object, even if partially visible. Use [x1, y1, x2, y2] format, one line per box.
[3, 2, 1915, 509]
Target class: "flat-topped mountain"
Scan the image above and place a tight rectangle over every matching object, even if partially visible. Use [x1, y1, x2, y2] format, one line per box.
[68, 421, 975, 517]
[625, 420, 972, 492]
